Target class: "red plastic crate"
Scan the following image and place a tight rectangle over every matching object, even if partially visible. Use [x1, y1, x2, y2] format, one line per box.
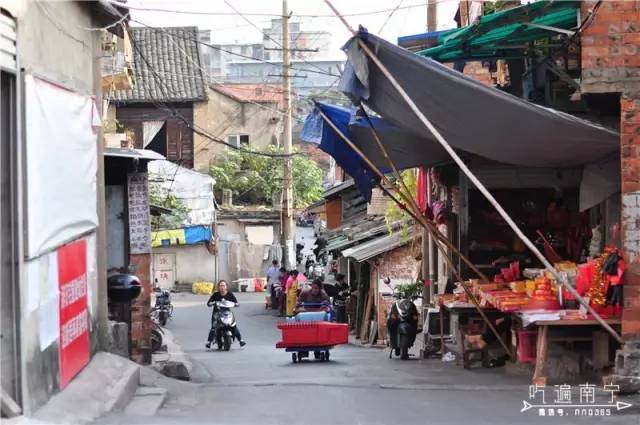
[276, 321, 348, 348]
[517, 329, 537, 363]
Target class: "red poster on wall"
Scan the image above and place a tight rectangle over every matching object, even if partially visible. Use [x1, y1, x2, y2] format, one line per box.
[57, 239, 90, 388]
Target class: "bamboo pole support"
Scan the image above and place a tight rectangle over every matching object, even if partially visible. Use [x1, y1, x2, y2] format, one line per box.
[322, 0, 623, 346]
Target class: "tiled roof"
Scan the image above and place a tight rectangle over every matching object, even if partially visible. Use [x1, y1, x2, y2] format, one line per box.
[114, 26, 207, 103]
[211, 84, 284, 108]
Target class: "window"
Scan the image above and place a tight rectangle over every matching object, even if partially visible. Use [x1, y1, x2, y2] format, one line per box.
[226, 134, 250, 149]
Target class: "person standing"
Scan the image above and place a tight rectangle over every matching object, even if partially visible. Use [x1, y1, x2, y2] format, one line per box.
[265, 260, 280, 309]
[285, 270, 300, 317]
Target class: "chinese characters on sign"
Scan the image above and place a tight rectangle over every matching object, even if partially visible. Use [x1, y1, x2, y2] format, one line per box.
[522, 383, 631, 417]
[58, 239, 90, 388]
[128, 173, 151, 254]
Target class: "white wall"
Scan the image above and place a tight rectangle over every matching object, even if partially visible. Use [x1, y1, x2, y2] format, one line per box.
[15, 1, 101, 414]
[153, 244, 216, 285]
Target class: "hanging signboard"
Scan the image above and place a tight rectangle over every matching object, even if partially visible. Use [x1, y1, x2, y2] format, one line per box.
[58, 239, 90, 388]
[128, 173, 151, 254]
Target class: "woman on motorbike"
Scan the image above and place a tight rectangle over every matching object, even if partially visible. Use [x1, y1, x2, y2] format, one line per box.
[205, 280, 246, 348]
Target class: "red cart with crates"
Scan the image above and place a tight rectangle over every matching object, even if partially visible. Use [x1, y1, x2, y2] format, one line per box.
[275, 304, 349, 363]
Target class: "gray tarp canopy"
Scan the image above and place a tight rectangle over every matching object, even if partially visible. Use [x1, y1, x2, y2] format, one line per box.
[336, 31, 620, 209]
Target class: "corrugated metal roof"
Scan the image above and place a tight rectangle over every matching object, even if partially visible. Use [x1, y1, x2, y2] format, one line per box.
[341, 227, 415, 262]
[325, 219, 405, 252]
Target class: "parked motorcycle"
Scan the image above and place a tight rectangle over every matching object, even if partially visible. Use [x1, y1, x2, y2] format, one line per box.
[386, 292, 421, 360]
[149, 307, 165, 352]
[210, 299, 238, 351]
[305, 260, 325, 282]
[154, 288, 173, 326]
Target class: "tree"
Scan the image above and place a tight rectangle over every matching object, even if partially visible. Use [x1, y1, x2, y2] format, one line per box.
[384, 169, 417, 237]
[209, 147, 323, 208]
[149, 183, 191, 230]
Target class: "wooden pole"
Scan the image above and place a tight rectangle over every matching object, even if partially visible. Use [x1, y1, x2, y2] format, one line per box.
[322, 0, 623, 346]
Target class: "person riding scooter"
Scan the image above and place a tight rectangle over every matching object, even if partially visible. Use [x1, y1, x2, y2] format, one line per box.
[206, 280, 246, 348]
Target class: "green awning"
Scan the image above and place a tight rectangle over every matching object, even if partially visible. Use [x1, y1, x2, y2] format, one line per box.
[418, 1, 579, 62]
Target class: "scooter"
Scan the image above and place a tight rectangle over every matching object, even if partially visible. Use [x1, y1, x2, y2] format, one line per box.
[210, 299, 238, 351]
[386, 293, 421, 360]
[154, 288, 173, 326]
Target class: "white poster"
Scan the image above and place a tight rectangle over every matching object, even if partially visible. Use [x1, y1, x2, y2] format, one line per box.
[25, 75, 99, 258]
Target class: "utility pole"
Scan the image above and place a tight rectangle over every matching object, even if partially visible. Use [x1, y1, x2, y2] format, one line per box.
[281, 0, 295, 270]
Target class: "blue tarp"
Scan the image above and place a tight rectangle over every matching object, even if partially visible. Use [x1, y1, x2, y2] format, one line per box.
[301, 102, 379, 201]
[184, 225, 212, 245]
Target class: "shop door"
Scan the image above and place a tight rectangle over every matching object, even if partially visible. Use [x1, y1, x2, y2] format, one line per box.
[153, 253, 175, 290]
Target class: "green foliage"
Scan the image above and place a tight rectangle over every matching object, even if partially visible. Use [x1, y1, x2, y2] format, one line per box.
[483, 0, 521, 15]
[394, 281, 423, 299]
[209, 146, 323, 208]
[149, 184, 190, 230]
[384, 169, 417, 236]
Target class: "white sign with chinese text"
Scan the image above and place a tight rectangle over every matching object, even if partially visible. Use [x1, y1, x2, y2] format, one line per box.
[128, 173, 151, 254]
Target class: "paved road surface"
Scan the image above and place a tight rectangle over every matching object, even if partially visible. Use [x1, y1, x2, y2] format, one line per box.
[97, 293, 639, 425]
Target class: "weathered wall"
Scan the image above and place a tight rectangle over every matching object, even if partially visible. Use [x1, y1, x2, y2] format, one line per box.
[116, 103, 195, 168]
[372, 243, 420, 280]
[153, 244, 216, 284]
[193, 88, 281, 172]
[129, 254, 152, 364]
[578, 1, 640, 339]
[15, 1, 102, 414]
[216, 217, 280, 282]
[369, 243, 420, 343]
[580, 1, 640, 94]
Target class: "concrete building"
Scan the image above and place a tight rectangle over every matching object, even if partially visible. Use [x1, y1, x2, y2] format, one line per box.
[193, 83, 284, 172]
[216, 207, 281, 284]
[198, 19, 333, 84]
[0, 0, 129, 416]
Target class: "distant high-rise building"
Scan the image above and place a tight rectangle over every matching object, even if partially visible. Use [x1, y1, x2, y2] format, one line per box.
[197, 19, 342, 94]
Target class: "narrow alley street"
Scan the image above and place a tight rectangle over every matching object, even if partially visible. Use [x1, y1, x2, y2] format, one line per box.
[95, 293, 638, 425]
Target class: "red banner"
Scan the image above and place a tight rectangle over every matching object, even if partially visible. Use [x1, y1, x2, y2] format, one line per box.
[57, 239, 89, 388]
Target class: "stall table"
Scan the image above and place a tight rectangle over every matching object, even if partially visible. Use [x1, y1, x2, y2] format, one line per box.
[521, 318, 622, 385]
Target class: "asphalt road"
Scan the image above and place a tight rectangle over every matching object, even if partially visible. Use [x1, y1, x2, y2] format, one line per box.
[97, 293, 639, 425]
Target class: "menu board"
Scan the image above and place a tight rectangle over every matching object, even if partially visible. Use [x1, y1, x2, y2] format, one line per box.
[127, 173, 151, 254]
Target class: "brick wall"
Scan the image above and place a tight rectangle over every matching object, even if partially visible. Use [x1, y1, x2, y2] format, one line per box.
[129, 254, 152, 363]
[622, 95, 640, 338]
[374, 243, 420, 279]
[581, 1, 640, 93]
[371, 243, 420, 342]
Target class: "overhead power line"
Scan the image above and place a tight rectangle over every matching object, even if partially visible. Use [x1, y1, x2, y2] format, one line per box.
[115, 0, 456, 18]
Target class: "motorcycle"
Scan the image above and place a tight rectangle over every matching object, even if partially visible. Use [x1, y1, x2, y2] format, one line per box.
[386, 292, 421, 360]
[210, 299, 238, 351]
[305, 259, 325, 282]
[154, 288, 173, 326]
[149, 307, 165, 352]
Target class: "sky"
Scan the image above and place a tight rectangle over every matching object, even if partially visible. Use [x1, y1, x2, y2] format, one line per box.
[127, 0, 461, 60]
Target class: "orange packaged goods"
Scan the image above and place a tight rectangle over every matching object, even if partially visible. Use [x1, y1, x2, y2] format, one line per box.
[509, 281, 526, 294]
[527, 277, 561, 310]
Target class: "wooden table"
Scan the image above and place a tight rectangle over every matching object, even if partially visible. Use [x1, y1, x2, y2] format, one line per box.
[528, 318, 622, 385]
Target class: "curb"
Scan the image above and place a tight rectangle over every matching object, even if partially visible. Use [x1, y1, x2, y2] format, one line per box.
[31, 352, 140, 425]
